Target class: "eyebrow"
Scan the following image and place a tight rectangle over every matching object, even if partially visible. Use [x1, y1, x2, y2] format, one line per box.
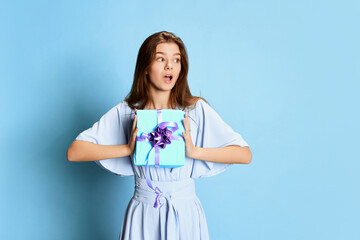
[156, 52, 181, 56]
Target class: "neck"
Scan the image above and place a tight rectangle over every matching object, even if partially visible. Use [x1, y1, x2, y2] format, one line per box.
[146, 89, 172, 110]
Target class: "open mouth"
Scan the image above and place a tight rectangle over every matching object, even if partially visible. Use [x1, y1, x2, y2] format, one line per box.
[164, 74, 173, 81]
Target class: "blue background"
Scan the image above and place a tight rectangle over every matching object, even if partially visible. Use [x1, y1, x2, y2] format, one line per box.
[1, 0, 359, 239]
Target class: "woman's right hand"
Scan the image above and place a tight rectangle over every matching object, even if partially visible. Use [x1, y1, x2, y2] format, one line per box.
[128, 109, 139, 156]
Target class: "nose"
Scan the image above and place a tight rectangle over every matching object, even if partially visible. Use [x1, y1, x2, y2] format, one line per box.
[165, 60, 173, 70]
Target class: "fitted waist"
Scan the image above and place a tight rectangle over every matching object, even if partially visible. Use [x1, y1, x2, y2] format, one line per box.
[133, 177, 197, 205]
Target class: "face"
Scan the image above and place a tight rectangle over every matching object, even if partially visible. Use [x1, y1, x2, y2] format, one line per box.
[145, 42, 181, 92]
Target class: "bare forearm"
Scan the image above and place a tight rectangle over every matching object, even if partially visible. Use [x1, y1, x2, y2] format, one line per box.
[67, 140, 131, 162]
[192, 146, 252, 164]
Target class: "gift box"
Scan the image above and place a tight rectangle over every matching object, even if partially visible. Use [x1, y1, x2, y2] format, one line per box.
[134, 109, 185, 168]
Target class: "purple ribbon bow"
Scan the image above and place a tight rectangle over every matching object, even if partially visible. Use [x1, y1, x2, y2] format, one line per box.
[136, 109, 184, 209]
[149, 125, 172, 149]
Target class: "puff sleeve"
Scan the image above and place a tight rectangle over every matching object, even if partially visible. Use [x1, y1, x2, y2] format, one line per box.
[190, 99, 249, 178]
[75, 101, 134, 176]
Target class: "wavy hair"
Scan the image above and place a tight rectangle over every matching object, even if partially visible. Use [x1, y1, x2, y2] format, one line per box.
[124, 31, 208, 112]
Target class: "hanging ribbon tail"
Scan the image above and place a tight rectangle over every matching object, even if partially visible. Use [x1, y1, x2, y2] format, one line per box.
[153, 187, 164, 208]
[144, 146, 164, 209]
[144, 146, 155, 189]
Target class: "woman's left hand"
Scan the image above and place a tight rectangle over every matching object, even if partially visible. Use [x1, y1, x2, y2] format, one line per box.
[182, 112, 198, 159]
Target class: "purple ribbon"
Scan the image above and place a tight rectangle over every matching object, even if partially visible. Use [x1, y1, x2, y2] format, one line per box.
[149, 125, 172, 149]
[136, 110, 184, 208]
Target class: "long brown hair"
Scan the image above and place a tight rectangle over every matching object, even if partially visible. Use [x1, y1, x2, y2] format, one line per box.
[124, 31, 208, 111]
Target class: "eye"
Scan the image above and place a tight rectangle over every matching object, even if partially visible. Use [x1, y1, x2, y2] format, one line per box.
[156, 57, 164, 62]
[174, 58, 180, 63]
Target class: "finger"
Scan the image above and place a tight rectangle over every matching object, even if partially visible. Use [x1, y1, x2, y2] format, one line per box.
[132, 111, 137, 130]
[182, 131, 187, 139]
[184, 113, 190, 131]
[133, 128, 138, 139]
[132, 118, 136, 131]
[182, 117, 188, 133]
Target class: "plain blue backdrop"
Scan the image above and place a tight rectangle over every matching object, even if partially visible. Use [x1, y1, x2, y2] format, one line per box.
[1, 0, 359, 239]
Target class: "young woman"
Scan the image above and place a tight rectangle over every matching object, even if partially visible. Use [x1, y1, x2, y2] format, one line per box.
[67, 31, 252, 240]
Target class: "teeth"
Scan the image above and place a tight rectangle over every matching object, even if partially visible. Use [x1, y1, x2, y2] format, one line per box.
[165, 74, 172, 81]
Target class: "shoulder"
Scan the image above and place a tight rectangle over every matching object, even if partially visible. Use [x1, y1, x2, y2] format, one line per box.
[119, 100, 134, 116]
[105, 100, 134, 119]
[194, 99, 224, 124]
[190, 98, 218, 124]
[189, 97, 201, 105]
[194, 98, 213, 113]
[186, 98, 211, 112]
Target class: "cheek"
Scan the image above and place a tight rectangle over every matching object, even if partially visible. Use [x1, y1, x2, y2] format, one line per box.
[149, 65, 161, 77]
[175, 64, 181, 74]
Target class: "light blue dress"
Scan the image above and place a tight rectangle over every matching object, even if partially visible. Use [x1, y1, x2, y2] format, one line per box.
[75, 99, 249, 240]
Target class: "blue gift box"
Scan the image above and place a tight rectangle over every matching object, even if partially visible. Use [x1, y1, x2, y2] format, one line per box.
[134, 109, 185, 168]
